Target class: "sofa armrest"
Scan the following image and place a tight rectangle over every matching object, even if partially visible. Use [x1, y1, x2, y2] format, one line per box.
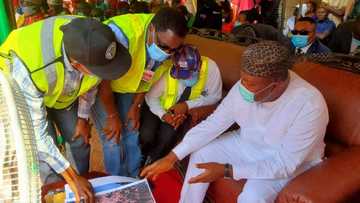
[276, 147, 360, 203]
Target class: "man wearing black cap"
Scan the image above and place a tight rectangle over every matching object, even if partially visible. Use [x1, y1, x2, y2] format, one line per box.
[141, 41, 329, 203]
[0, 16, 131, 202]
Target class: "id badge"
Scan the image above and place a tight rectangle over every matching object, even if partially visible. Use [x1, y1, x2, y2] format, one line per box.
[142, 70, 155, 82]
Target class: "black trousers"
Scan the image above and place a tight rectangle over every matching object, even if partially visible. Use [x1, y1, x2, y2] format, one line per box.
[139, 104, 188, 162]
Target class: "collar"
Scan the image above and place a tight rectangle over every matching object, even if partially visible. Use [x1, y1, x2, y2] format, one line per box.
[62, 43, 76, 72]
[300, 41, 314, 53]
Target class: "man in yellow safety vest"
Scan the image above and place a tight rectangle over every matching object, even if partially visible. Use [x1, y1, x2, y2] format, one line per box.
[91, 7, 189, 177]
[0, 17, 131, 202]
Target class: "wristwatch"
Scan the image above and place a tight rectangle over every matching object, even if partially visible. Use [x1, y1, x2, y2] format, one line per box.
[224, 163, 233, 179]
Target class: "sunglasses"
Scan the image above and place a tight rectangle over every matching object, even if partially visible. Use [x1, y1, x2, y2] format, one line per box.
[152, 30, 179, 53]
[291, 30, 310, 35]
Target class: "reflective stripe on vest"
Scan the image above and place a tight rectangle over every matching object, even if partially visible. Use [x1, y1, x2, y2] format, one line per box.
[104, 14, 155, 93]
[0, 16, 100, 109]
[161, 57, 209, 110]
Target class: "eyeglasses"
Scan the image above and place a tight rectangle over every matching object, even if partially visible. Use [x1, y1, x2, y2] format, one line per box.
[152, 30, 179, 53]
[291, 30, 310, 35]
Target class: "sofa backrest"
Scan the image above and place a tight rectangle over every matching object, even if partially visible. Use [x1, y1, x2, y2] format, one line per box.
[185, 34, 360, 149]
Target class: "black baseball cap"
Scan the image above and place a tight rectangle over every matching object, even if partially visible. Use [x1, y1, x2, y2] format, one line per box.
[61, 18, 131, 80]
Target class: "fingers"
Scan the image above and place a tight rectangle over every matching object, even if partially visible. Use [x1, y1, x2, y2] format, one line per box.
[72, 131, 81, 142]
[83, 186, 94, 203]
[196, 163, 211, 169]
[115, 132, 121, 144]
[74, 190, 81, 203]
[84, 134, 90, 145]
[188, 171, 209, 184]
[134, 120, 140, 130]
[140, 164, 154, 178]
[104, 127, 115, 141]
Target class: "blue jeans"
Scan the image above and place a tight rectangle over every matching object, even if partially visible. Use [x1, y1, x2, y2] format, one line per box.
[92, 93, 142, 177]
[41, 103, 90, 184]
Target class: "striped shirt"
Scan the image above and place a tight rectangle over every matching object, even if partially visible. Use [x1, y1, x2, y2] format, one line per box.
[9, 45, 99, 173]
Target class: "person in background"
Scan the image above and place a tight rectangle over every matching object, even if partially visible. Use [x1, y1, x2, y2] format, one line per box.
[316, 6, 336, 45]
[90, 7, 104, 21]
[16, 0, 46, 27]
[345, 0, 360, 21]
[231, 0, 259, 23]
[141, 41, 329, 203]
[321, 0, 350, 26]
[176, 5, 195, 28]
[283, 7, 299, 36]
[130, 0, 150, 13]
[193, 0, 222, 30]
[91, 8, 188, 177]
[73, 1, 92, 16]
[258, 0, 281, 28]
[232, 21, 293, 50]
[47, 0, 66, 16]
[220, 0, 233, 33]
[116, 1, 130, 15]
[140, 45, 222, 165]
[291, 17, 331, 54]
[305, 1, 317, 19]
[328, 15, 360, 55]
[233, 8, 258, 29]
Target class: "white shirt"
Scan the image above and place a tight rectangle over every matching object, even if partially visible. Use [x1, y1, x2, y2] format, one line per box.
[173, 71, 329, 180]
[283, 16, 296, 36]
[295, 42, 313, 55]
[350, 37, 360, 54]
[145, 58, 223, 119]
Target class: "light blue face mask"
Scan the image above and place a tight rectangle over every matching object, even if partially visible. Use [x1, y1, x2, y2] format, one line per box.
[239, 81, 275, 103]
[21, 6, 38, 16]
[179, 72, 199, 87]
[234, 21, 242, 27]
[147, 43, 170, 62]
[147, 30, 170, 62]
[353, 37, 360, 46]
[291, 35, 309, 48]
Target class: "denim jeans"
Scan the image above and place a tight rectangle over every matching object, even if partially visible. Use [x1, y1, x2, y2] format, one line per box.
[91, 93, 142, 177]
[40, 102, 90, 184]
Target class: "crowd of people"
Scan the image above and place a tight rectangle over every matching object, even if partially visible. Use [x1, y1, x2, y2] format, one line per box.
[0, 0, 360, 203]
[282, 0, 360, 56]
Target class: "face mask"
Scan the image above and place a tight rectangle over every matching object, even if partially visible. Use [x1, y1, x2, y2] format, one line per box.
[21, 6, 38, 16]
[179, 76, 199, 87]
[147, 43, 170, 62]
[239, 81, 275, 103]
[353, 37, 360, 46]
[234, 21, 242, 27]
[147, 30, 170, 62]
[291, 35, 309, 48]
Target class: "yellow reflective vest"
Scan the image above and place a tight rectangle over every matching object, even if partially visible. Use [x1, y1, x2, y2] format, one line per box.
[160, 56, 209, 110]
[0, 16, 100, 109]
[104, 14, 169, 93]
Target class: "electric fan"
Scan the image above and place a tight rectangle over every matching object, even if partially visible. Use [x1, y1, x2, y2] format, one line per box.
[0, 71, 41, 202]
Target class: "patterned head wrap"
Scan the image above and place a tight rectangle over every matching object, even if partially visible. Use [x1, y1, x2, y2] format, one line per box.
[241, 41, 294, 79]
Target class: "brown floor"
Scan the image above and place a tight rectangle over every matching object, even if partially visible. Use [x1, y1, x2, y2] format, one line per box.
[89, 127, 105, 173]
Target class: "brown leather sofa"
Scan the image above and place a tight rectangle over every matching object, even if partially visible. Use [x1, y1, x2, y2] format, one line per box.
[185, 35, 360, 203]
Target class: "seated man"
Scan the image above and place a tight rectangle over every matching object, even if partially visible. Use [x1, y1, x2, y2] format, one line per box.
[328, 15, 360, 55]
[141, 41, 329, 203]
[291, 17, 331, 54]
[140, 45, 222, 165]
[316, 6, 336, 44]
